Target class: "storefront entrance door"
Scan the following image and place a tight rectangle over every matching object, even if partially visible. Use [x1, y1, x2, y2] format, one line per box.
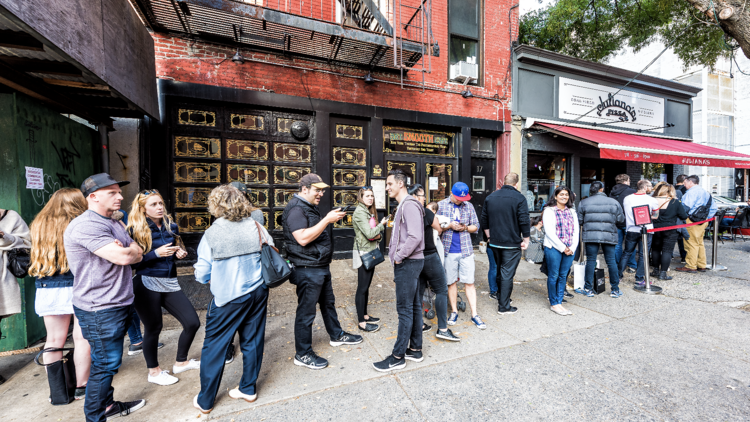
[386, 158, 453, 214]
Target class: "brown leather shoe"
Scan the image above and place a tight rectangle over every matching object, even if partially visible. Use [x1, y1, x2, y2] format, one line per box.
[697, 268, 708, 272]
[675, 267, 697, 273]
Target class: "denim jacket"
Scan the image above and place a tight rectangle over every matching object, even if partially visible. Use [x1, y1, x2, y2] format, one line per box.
[130, 220, 180, 278]
[35, 271, 74, 288]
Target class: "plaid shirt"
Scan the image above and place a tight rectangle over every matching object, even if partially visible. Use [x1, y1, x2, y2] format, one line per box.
[437, 198, 480, 258]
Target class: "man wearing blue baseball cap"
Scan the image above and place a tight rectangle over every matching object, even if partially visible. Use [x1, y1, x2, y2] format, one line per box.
[436, 182, 485, 330]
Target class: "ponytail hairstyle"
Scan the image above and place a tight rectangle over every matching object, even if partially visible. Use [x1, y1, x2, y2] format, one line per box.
[126, 189, 174, 253]
[29, 188, 88, 277]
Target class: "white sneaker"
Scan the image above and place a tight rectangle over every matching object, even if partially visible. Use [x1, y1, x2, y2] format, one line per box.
[173, 359, 200, 374]
[148, 370, 178, 386]
[228, 387, 257, 403]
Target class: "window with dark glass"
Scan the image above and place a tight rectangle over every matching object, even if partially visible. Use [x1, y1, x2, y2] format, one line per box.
[448, 0, 481, 85]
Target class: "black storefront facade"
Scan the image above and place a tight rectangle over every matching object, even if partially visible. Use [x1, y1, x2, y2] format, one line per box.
[510, 45, 707, 215]
[142, 80, 504, 258]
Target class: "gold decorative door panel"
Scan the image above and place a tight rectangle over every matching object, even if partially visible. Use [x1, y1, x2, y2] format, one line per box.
[175, 137, 220, 158]
[333, 190, 359, 207]
[230, 114, 264, 130]
[248, 189, 269, 208]
[262, 211, 270, 229]
[175, 187, 212, 208]
[274, 143, 312, 163]
[277, 118, 294, 133]
[274, 188, 298, 207]
[274, 166, 310, 184]
[175, 162, 221, 183]
[176, 212, 212, 233]
[178, 109, 216, 126]
[426, 163, 452, 203]
[274, 211, 284, 230]
[227, 164, 269, 184]
[226, 140, 268, 160]
[386, 161, 416, 184]
[333, 169, 366, 187]
[335, 124, 363, 139]
[332, 147, 366, 166]
[334, 211, 354, 228]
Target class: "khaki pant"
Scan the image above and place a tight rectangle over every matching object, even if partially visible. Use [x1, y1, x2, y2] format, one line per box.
[684, 220, 708, 270]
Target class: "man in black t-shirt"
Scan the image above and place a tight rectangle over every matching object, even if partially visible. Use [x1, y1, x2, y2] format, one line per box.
[282, 174, 363, 370]
[408, 185, 459, 342]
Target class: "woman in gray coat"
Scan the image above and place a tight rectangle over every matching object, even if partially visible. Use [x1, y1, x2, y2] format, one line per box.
[577, 182, 625, 298]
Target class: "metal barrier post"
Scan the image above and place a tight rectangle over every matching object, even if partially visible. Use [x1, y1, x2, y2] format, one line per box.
[710, 217, 728, 271]
[634, 226, 662, 295]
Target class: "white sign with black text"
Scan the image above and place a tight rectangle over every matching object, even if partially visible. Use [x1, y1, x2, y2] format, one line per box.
[558, 77, 665, 133]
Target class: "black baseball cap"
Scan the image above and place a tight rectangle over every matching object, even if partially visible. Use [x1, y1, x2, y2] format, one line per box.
[229, 181, 252, 195]
[81, 173, 130, 198]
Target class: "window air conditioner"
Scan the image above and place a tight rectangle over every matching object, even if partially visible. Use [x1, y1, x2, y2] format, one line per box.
[450, 61, 478, 83]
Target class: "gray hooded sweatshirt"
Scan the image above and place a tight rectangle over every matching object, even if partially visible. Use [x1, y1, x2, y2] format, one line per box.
[388, 195, 425, 264]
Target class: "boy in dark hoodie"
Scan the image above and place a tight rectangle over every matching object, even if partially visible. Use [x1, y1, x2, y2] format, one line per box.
[374, 169, 425, 372]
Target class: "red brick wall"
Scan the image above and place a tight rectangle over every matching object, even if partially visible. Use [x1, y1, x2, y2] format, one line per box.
[152, 0, 517, 122]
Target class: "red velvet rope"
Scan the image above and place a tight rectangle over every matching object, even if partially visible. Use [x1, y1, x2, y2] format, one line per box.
[646, 217, 715, 233]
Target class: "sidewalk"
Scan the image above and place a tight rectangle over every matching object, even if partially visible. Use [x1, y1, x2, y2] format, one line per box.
[1, 242, 749, 421]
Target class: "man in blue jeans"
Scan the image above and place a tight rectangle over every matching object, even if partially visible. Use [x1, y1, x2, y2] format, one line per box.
[619, 180, 658, 285]
[610, 174, 638, 272]
[64, 173, 146, 422]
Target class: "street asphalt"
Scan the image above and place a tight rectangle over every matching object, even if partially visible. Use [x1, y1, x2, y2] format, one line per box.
[1, 239, 749, 421]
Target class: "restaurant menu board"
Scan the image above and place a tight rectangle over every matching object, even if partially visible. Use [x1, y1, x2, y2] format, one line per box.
[383, 126, 454, 157]
[632, 205, 652, 226]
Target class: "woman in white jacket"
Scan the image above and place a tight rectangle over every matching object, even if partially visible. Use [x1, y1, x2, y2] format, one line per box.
[542, 187, 579, 316]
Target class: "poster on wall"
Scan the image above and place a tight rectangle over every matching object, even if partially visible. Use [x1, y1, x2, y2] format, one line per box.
[558, 77, 665, 133]
[25, 166, 44, 189]
[372, 179, 387, 209]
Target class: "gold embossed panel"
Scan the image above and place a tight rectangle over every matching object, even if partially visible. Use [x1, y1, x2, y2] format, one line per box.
[174, 162, 221, 183]
[227, 164, 269, 184]
[178, 109, 216, 126]
[248, 189, 269, 208]
[176, 212, 212, 233]
[230, 114, 264, 130]
[175, 137, 221, 158]
[274, 166, 310, 184]
[426, 163, 453, 203]
[277, 118, 294, 133]
[274, 143, 311, 163]
[274, 189, 297, 207]
[263, 211, 270, 229]
[334, 211, 354, 228]
[175, 187, 212, 208]
[226, 140, 268, 160]
[335, 124, 363, 139]
[333, 169, 366, 187]
[333, 190, 359, 208]
[332, 147, 366, 166]
[274, 211, 283, 231]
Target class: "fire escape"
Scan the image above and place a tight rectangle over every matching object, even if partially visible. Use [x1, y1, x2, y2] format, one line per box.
[130, 0, 435, 86]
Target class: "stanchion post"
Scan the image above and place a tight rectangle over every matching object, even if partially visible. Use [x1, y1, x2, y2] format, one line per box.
[711, 217, 728, 271]
[634, 225, 662, 295]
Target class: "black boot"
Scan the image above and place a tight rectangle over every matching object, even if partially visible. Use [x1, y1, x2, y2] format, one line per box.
[659, 271, 672, 280]
[650, 268, 659, 277]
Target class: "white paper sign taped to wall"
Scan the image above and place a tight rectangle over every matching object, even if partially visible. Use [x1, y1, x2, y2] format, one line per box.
[429, 177, 439, 190]
[25, 166, 44, 189]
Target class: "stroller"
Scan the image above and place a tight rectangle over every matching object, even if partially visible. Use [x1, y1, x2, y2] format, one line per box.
[422, 282, 466, 320]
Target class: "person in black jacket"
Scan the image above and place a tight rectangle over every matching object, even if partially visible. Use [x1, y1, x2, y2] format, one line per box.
[480, 173, 530, 315]
[651, 184, 688, 280]
[282, 174, 362, 371]
[610, 174, 637, 272]
[127, 189, 200, 386]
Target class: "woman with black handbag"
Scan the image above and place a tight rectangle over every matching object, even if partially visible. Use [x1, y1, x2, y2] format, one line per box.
[352, 187, 388, 333]
[0, 207, 31, 333]
[27, 188, 90, 403]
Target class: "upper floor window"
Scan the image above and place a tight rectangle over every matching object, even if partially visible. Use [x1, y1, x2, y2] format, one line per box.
[449, 0, 481, 85]
[707, 73, 733, 114]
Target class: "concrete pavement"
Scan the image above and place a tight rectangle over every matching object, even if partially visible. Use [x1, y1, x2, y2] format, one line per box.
[1, 241, 749, 421]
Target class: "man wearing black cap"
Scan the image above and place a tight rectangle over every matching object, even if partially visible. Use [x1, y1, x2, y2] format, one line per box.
[64, 174, 146, 421]
[282, 173, 363, 370]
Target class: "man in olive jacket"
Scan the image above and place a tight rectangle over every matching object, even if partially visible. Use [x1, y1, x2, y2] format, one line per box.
[578, 181, 625, 297]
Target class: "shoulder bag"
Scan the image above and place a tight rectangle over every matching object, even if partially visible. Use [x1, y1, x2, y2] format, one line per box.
[688, 195, 713, 223]
[355, 238, 385, 271]
[254, 221, 292, 288]
[2, 210, 31, 278]
[35, 347, 76, 405]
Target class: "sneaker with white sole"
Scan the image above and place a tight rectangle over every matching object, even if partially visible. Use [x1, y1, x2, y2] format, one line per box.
[173, 359, 200, 374]
[104, 399, 146, 420]
[148, 370, 178, 386]
[294, 352, 328, 370]
[436, 328, 461, 342]
[192, 395, 211, 414]
[329, 332, 363, 347]
[372, 354, 406, 372]
[404, 348, 424, 362]
[127, 342, 164, 356]
[447, 312, 458, 325]
[228, 388, 257, 403]
[470, 315, 486, 330]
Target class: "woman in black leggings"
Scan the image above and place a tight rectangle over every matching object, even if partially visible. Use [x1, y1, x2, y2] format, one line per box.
[651, 184, 688, 280]
[127, 189, 200, 386]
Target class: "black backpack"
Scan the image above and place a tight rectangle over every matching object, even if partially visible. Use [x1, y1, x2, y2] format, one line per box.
[688, 196, 712, 223]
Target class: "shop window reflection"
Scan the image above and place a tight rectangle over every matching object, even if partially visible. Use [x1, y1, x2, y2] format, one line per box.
[526, 153, 568, 212]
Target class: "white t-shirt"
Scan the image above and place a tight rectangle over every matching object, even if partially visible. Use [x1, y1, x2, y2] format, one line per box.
[623, 193, 659, 232]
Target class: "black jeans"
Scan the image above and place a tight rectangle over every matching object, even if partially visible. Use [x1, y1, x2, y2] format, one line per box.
[132, 275, 201, 368]
[584, 243, 619, 292]
[620, 231, 653, 281]
[652, 230, 679, 272]
[293, 266, 343, 356]
[355, 265, 375, 323]
[393, 258, 424, 358]
[418, 252, 448, 330]
[491, 247, 522, 312]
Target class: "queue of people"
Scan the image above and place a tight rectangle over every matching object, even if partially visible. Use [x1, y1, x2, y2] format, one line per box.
[3, 167, 720, 420]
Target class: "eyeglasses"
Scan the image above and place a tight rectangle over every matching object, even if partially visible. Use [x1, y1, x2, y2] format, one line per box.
[140, 189, 159, 197]
[361, 186, 373, 190]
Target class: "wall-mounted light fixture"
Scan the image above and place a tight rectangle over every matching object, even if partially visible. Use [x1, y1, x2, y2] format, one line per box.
[364, 72, 374, 83]
[232, 48, 245, 64]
